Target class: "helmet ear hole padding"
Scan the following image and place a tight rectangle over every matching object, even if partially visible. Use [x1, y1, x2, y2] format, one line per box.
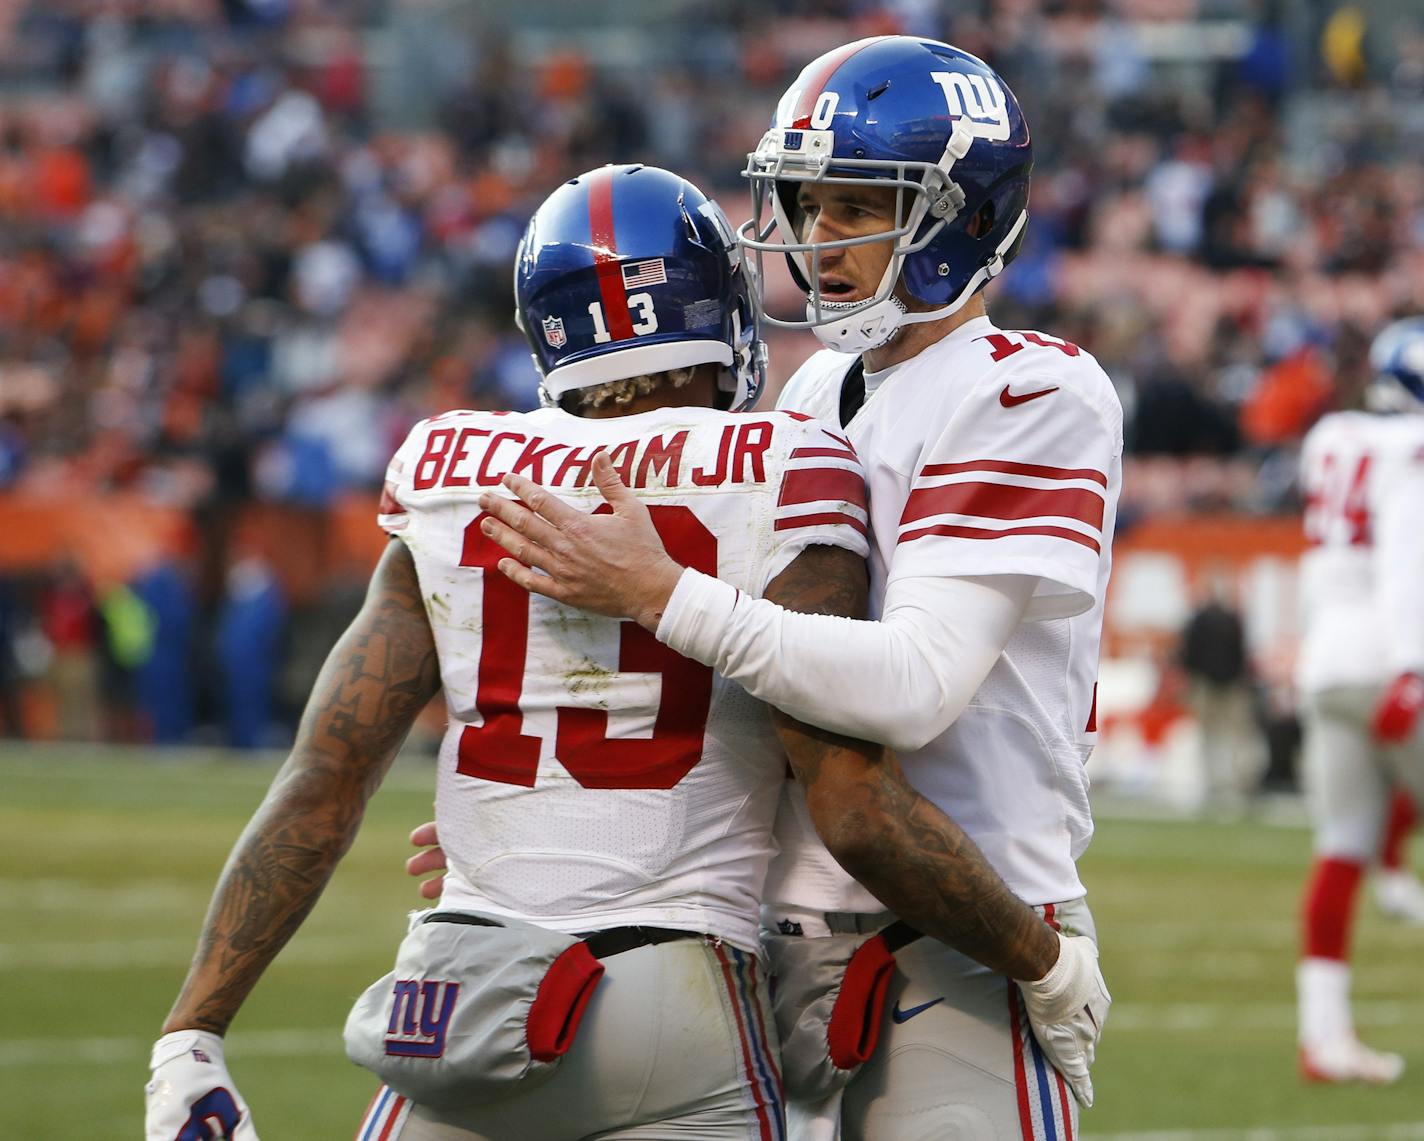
[967, 199, 995, 240]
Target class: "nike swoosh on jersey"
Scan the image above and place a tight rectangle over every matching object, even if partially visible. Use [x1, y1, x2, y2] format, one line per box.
[999, 384, 1060, 407]
[890, 996, 945, 1023]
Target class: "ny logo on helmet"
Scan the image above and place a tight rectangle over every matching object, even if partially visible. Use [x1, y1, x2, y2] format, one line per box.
[931, 71, 1011, 142]
[384, 979, 461, 1058]
[542, 315, 567, 349]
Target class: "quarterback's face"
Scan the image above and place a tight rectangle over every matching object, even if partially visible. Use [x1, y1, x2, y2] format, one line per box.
[794, 181, 898, 304]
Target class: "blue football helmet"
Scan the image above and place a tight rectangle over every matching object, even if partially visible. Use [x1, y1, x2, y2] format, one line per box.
[515, 164, 766, 411]
[1367, 317, 1424, 411]
[740, 36, 1033, 353]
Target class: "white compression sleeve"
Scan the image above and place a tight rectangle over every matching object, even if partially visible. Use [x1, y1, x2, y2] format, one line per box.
[657, 568, 1036, 752]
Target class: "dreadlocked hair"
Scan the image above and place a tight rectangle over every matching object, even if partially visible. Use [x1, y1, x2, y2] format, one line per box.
[563, 366, 698, 413]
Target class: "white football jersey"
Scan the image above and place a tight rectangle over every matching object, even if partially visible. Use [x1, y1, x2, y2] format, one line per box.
[1297, 410, 1424, 693]
[378, 404, 869, 951]
[768, 314, 1123, 908]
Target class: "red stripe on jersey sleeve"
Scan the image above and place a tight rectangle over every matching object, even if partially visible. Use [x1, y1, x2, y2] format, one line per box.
[378, 482, 405, 516]
[900, 481, 1104, 529]
[774, 512, 869, 537]
[922, 459, 1108, 487]
[898, 522, 1101, 554]
[790, 446, 859, 461]
[778, 466, 868, 510]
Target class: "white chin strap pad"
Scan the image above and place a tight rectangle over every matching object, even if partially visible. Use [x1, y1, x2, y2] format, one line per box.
[809, 296, 907, 353]
[808, 294, 969, 354]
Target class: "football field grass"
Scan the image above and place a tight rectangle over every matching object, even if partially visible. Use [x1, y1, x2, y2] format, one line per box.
[2, 746, 1422, 1139]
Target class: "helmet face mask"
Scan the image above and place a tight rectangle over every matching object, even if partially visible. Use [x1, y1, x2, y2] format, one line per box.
[515, 164, 766, 412]
[740, 36, 1032, 353]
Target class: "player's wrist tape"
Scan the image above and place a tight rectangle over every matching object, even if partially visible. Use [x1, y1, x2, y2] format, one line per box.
[150, 1029, 226, 1070]
[656, 568, 740, 660]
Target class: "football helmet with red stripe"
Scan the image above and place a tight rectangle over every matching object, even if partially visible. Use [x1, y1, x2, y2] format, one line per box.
[515, 164, 766, 411]
[740, 36, 1032, 353]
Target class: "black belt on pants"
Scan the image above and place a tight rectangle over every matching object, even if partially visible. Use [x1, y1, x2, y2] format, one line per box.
[422, 911, 703, 960]
[820, 912, 922, 951]
[880, 919, 922, 952]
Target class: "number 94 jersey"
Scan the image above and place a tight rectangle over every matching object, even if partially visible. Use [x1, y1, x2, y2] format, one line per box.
[1298, 410, 1424, 694]
[377, 404, 869, 952]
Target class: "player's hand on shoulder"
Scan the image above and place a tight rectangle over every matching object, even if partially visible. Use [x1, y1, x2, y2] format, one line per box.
[145, 1030, 258, 1140]
[1018, 932, 1110, 1108]
[1371, 671, 1424, 744]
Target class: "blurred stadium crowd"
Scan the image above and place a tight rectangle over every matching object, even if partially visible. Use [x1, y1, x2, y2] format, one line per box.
[1, 0, 1422, 752]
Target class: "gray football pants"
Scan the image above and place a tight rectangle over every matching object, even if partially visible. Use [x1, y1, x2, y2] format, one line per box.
[1302, 685, 1424, 861]
[811, 899, 1094, 1141]
[356, 937, 785, 1141]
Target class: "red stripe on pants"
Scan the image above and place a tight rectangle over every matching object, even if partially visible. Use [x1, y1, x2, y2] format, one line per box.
[713, 944, 775, 1141]
[1008, 985, 1036, 1139]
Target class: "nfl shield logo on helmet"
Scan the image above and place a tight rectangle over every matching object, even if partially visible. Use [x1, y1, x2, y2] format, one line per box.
[542, 315, 567, 349]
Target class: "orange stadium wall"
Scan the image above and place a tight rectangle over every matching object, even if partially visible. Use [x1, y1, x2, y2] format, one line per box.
[0, 494, 1308, 782]
[0, 494, 1308, 654]
[1108, 513, 1307, 681]
[0, 493, 388, 603]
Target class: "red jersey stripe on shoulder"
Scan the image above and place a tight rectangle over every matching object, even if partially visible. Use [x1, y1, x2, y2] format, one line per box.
[790, 445, 859, 461]
[899, 522, 1101, 554]
[587, 167, 635, 341]
[774, 512, 869, 537]
[901, 482, 1104, 529]
[778, 467, 868, 510]
[922, 460, 1108, 487]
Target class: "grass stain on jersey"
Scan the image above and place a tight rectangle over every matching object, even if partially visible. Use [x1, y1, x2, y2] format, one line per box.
[565, 662, 615, 708]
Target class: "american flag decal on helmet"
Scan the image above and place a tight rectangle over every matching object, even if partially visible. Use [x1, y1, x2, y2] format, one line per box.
[542, 315, 567, 348]
[621, 259, 668, 289]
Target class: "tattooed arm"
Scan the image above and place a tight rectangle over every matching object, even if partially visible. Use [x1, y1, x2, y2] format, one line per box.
[763, 545, 1058, 982]
[160, 539, 440, 1036]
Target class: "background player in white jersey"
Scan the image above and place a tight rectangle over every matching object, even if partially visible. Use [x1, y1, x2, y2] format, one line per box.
[1373, 788, 1424, 923]
[475, 37, 1117, 1141]
[145, 164, 1081, 1141]
[1293, 317, 1424, 1085]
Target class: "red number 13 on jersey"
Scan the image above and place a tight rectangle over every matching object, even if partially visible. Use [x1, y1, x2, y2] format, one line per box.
[456, 504, 717, 790]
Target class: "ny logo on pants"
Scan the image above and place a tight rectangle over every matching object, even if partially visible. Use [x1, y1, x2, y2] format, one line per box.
[384, 979, 461, 1058]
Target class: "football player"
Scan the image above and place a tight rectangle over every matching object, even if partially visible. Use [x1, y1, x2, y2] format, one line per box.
[145, 164, 1084, 1141]
[1373, 788, 1424, 923]
[1294, 316, 1424, 1084]
[475, 36, 1117, 1140]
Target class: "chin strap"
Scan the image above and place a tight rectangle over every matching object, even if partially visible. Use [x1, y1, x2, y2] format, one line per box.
[807, 294, 965, 353]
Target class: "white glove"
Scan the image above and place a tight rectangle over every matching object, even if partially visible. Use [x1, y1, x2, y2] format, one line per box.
[1018, 932, 1111, 1108]
[145, 1030, 259, 1140]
